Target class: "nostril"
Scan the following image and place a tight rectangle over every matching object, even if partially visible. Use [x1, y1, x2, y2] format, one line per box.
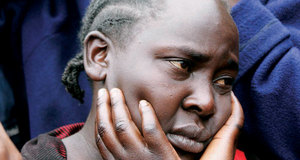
[201, 114, 213, 121]
[189, 105, 202, 113]
[188, 105, 214, 120]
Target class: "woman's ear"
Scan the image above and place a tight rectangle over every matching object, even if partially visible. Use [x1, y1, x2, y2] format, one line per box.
[83, 31, 113, 81]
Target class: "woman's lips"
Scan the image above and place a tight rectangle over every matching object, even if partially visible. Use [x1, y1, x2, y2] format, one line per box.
[167, 133, 205, 153]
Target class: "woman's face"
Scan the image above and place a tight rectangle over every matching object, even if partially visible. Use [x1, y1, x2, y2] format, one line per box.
[104, 0, 239, 158]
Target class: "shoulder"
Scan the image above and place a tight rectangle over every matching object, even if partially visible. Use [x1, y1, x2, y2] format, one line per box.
[21, 123, 84, 160]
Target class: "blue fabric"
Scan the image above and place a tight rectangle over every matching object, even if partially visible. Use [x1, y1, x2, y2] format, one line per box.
[0, 0, 30, 148]
[0, 66, 15, 128]
[21, 0, 91, 138]
[2, 0, 299, 159]
[231, 0, 300, 159]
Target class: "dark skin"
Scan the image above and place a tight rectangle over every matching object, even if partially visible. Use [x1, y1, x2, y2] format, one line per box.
[0, 0, 243, 159]
[94, 89, 243, 160]
[63, 0, 241, 159]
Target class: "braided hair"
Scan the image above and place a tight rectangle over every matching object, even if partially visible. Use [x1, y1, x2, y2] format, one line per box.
[61, 0, 230, 103]
[61, 0, 162, 103]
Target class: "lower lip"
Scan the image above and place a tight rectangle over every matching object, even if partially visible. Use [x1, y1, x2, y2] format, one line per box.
[167, 133, 204, 153]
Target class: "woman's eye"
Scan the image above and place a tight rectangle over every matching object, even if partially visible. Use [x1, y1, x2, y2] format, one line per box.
[169, 60, 191, 72]
[213, 76, 235, 89]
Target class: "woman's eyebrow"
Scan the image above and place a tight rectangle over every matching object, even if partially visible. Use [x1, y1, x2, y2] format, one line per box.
[177, 47, 211, 63]
[154, 46, 212, 63]
[221, 59, 239, 71]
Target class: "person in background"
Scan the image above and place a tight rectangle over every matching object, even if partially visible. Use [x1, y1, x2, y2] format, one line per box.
[0, 0, 30, 149]
[1, 0, 298, 159]
[21, 0, 246, 159]
[229, 0, 300, 159]
[0, 66, 22, 150]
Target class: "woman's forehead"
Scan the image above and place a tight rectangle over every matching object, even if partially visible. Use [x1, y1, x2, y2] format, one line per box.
[138, 0, 237, 40]
[162, 0, 226, 19]
[130, 0, 238, 58]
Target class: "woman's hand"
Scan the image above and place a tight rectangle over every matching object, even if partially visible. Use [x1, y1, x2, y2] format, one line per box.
[94, 89, 244, 160]
[0, 123, 22, 160]
[95, 88, 180, 160]
[200, 92, 244, 160]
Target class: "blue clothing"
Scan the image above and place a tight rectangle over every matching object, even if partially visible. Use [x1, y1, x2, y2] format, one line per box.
[2, 0, 299, 159]
[21, 0, 91, 138]
[0, 66, 15, 128]
[0, 66, 22, 149]
[232, 0, 300, 159]
[1, 0, 90, 139]
[0, 1, 30, 148]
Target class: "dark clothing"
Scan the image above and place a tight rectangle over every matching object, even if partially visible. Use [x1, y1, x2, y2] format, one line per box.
[0, 67, 16, 131]
[0, 0, 30, 149]
[21, 123, 84, 160]
[232, 0, 300, 159]
[21, 123, 246, 160]
[20, 0, 92, 138]
[1, 0, 299, 159]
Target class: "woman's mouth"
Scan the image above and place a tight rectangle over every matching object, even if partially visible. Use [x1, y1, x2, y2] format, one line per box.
[166, 133, 205, 153]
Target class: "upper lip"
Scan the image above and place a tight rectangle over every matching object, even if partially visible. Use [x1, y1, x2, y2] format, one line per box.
[170, 124, 207, 142]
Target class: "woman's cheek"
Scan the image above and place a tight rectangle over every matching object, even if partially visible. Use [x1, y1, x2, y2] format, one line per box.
[213, 95, 232, 131]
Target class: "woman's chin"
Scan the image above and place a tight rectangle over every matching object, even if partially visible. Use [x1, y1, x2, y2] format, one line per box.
[174, 146, 203, 160]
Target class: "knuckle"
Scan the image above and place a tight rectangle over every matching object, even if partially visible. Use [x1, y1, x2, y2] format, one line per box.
[96, 134, 102, 146]
[115, 120, 128, 133]
[143, 124, 158, 135]
[97, 123, 107, 137]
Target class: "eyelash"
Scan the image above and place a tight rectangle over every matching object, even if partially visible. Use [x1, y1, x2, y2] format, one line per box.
[168, 59, 193, 73]
[213, 76, 235, 93]
[166, 58, 235, 93]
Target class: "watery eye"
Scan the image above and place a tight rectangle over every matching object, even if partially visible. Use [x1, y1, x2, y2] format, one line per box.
[170, 60, 190, 72]
[213, 76, 234, 88]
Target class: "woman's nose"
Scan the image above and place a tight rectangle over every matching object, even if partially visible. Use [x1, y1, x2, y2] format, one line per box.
[182, 85, 215, 118]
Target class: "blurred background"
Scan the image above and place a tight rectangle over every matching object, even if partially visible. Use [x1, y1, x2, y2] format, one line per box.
[0, 0, 92, 149]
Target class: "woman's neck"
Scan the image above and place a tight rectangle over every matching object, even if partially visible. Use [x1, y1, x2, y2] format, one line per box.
[62, 95, 102, 160]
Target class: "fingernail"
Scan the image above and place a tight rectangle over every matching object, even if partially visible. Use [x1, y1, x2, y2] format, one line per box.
[98, 88, 106, 97]
[110, 88, 120, 97]
[139, 100, 148, 109]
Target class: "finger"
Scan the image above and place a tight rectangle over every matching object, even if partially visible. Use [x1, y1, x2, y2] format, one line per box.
[110, 88, 144, 149]
[95, 125, 114, 160]
[139, 100, 178, 155]
[212, 92, 244, 140]
[200, 92, 244, 160]
[96, 88, 125, 157]
[230, 92, 244, 129]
